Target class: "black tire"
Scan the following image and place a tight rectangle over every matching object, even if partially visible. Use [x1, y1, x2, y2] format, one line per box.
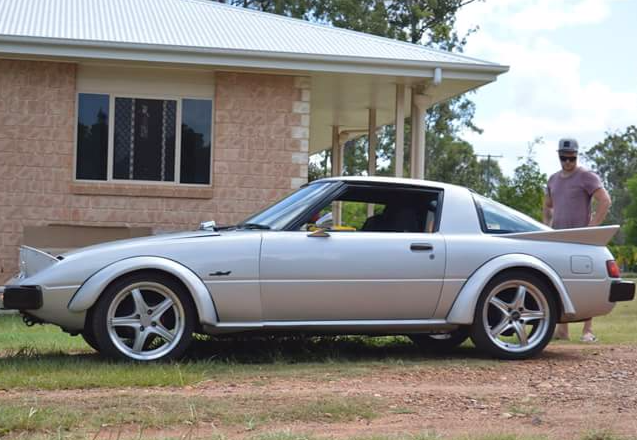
[91, 271, 196, 362]
[409, 327, 470, 352]
[81, 328, 101, 352]
[470, 270, 557, 360]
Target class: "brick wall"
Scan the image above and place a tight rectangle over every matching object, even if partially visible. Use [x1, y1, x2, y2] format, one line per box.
[0, 60, 310, 282]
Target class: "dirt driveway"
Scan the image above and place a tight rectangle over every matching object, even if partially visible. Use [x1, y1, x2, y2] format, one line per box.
[200, 343, 637, 439]
[4, 342, 635, 439]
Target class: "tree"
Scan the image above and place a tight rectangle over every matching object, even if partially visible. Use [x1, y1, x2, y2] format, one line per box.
[476, 155, 505, 198]
[496, 141, 547, 221]
[624, 174, 637, 246]
[308, 149, 332, 181]
[585, 126, 637, 237]
[213, 0, 313, 18]
[426, 135, 479, 186]
[315, 0, 391, 36]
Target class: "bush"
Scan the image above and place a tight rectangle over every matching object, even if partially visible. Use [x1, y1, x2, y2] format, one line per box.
[608, 245, 637, 272]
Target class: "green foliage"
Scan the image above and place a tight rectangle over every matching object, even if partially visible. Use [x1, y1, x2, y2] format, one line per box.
[426, 135, 478, 185]
[315, 0, 391, 36]
[308, 150, 331, 182]
[424, 134, 504, 197]
[623, 172, 637, 246]
[475, 155, 506, 198]
[608, 244, 637, 272]
[585, 126, 637, 240]
[214, 0, 314, 18]
[495, 142, 547, 221]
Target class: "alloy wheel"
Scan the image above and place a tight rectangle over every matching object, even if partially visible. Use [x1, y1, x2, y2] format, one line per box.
[482, 280, 550, 354]
[106, 282, 186, 361]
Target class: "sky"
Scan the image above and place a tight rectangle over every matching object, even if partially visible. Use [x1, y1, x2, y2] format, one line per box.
[454, 0, 637, 177]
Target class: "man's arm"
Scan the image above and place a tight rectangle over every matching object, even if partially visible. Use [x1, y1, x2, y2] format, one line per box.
[543, 194, 553, 227]
[589, 188, 611, 226]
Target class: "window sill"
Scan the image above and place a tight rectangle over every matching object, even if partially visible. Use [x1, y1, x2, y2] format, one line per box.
[70, 182, 214, 199]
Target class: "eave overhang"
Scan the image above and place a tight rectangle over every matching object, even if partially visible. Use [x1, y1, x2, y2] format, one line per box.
[0, 34, 509, 80]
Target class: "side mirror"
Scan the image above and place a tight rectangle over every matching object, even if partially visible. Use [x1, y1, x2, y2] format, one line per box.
[307, 228, 330, 238]
[199, 220, 217, 231]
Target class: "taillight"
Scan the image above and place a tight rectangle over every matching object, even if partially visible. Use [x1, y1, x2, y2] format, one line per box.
[607, 260, 621, 278]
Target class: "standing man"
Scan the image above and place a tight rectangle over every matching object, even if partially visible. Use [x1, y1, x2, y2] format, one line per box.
[543, 138, 611, 342]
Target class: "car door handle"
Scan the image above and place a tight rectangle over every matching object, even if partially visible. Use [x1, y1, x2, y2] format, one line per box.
[410, 243, 433, 252]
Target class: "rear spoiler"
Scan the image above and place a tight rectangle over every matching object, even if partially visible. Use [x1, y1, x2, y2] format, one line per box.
[502, 225, 620, 246]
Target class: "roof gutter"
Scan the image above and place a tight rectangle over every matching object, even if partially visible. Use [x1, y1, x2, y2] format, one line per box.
[0, 35, 509, 79]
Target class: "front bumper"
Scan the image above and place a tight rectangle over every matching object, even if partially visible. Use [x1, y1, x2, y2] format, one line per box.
[0, 285, 43, 310]
[609, 281, 635, 302]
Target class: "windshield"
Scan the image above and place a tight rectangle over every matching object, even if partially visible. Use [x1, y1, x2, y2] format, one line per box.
[473, 194, 550, 234]
[240, 182, 337, 230]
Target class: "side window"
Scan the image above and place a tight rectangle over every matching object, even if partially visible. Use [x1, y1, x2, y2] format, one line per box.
[474, 194, 546, 233]
[302, 185, 442, 233]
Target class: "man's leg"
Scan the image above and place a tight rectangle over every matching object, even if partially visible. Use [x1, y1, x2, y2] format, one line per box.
[554, 323, 569, 340]
[581, 318, 597, 342]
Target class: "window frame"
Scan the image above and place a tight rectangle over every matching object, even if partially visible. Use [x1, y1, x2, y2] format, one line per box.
[472, 193, 548, 234]
[286, 181, 445, 233]
[73, 90, 214, 187]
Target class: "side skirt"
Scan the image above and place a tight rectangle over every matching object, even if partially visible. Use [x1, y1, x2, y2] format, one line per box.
[202, 319, 459, 335]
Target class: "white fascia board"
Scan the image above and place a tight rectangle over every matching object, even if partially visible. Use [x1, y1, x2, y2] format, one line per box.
[0, 35, 509, 80]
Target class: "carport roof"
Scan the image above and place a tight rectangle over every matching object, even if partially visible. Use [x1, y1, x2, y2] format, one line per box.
[0, 0, 508, 76]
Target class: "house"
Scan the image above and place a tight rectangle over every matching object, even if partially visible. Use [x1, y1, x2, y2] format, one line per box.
[0, 0, 508, 282]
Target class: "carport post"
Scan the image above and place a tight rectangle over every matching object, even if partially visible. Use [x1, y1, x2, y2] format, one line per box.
[331, 125, 341, 177]
[395, 84, 405, 178]
[368, 108, 377, 217]
[368, 108, 377, 177]
[410, 91, 428, 179]
[331, 125, 343, 226]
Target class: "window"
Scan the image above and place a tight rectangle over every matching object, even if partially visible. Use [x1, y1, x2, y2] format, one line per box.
[76, 93, 109, 181]
[301, 184, 442, 233]
[240, 182, 337, 230]
[75, 93, 213, 185]
[473, 194, 548, 234]
[181, 99, 213, 184]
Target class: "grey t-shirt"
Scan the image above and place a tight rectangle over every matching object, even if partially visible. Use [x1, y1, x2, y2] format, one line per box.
[546, 167, 603, 229]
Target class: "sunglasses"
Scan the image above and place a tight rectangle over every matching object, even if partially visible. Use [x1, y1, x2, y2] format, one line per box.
[559, 155, 577, 163]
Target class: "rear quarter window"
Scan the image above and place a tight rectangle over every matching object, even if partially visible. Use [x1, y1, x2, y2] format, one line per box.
[473, 194, 548, 234]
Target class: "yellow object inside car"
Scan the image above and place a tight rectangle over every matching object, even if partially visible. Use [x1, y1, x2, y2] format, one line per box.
[307, 224, 357, 232]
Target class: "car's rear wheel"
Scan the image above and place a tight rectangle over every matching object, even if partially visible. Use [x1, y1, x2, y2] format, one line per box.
[409, 327, 469, 352]
[91, 272, 196, 361]
[470, 270, 557, 360]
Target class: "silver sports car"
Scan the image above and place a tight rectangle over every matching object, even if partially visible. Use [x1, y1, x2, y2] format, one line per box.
[1, 177, 634, 361]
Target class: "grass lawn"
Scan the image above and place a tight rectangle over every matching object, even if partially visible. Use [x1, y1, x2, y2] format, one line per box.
[0, 315, 499, 390]
[0, 281, 635, 390]
[584, 294, 637, 343]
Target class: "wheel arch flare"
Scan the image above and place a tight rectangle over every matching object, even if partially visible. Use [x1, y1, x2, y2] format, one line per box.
[446, 254, 575, 325]
[67, 256, 218, 327]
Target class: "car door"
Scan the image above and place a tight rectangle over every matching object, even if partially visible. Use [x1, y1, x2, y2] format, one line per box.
[259, 230, 446, 321]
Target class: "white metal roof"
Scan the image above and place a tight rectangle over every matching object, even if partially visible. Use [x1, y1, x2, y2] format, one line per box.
[0, 0, 507, 75]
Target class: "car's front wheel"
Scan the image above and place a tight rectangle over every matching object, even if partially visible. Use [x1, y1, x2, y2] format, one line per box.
[91, 272, 196, 361]
[470, 270, 557, 360]
[80, 328, 100, 352]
